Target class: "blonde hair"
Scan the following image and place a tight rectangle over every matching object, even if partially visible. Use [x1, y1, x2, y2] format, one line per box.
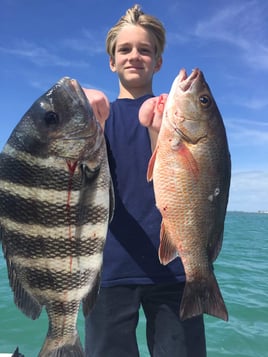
[106, 4, 166, 60]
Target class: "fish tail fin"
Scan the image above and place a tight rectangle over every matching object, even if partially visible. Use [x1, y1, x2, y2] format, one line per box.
[180, 272, 228, 321]
[39, 333, 84, 357]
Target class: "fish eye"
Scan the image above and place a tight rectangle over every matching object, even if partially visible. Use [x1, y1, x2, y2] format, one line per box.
[44, 111, 60, 127]
[199, 95, 211, 107]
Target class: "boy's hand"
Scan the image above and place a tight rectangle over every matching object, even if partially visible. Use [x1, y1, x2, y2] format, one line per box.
[83, 88, 110, 129]
[139, 94, 168, 151]
[139, 94, 168, 132]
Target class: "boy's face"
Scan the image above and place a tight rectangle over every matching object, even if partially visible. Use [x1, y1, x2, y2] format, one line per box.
[110, 25, 162, 91]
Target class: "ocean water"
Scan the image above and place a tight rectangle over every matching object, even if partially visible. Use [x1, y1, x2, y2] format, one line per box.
[0, 211, 267, 356]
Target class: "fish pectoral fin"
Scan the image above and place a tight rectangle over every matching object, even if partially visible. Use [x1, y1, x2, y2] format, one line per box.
[158, 221, 178, 265]
[82, 272, 101, 317]
[80, 162, 100, 184]
[177, 142, 199, 180]
[147, 145, 158, 181]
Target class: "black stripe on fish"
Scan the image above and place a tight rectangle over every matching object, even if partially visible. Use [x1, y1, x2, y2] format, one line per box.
[0, 153, 83, 190]
[46, 301, 81, 337]
[6, 134, 51, 158]
[4, 231, 104, 258]
[25, 267, 96, 291]
[47, 300, 80, 316]
[0, 191, 108, 226]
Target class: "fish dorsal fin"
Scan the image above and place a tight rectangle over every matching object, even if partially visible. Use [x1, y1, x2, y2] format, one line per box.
[158, 221, 178, 265]
[208, 230, 224, 262]
[109, 179, 115, 223]
[147, 145, 158, 182]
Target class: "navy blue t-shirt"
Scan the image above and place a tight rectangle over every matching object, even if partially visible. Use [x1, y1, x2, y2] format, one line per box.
[101, 95, 185, 287]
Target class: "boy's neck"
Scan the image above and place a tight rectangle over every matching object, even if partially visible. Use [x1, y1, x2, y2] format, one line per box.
[117, 83, 154, 99]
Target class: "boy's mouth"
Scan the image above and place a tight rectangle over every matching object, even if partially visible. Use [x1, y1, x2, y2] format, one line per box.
[125, 66, 144, 70]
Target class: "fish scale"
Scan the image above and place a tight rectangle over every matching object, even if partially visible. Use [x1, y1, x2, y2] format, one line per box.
[0, 77, 114, 356]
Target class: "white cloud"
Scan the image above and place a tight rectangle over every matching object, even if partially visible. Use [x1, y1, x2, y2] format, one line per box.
[246, 43, 268, 70]
[61, 29, 106, 55]
[237, 97, 268, 111]
[229, 171, 268, 212]
[0, 40, 89, 67]
[226, 119, 268, 146]
[166, 32, 190, 46]
[193, 1, 268, 70]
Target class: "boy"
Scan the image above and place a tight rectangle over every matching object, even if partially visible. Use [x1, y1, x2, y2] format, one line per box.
[84, 5, 206, 357]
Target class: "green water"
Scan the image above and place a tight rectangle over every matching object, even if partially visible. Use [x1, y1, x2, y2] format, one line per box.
[1, 212, 267, 356]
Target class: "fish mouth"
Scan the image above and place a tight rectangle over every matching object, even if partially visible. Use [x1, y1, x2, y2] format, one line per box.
[178, 68, 200, 92]
[57, 77, 88, 105]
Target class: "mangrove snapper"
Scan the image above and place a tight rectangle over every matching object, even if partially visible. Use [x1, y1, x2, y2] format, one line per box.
[145, 68, 230, 321]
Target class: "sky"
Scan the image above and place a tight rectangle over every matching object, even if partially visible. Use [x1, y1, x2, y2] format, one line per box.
[1, 0, 268, 212]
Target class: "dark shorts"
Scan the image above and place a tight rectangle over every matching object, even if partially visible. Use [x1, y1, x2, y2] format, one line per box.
[85, 283, 206, 357]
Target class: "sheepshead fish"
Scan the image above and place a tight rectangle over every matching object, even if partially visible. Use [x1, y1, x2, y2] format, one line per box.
[0, 77, 114, 356]
[146, 68, 230, 321]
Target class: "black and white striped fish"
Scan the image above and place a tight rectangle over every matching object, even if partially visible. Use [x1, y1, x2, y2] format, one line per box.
[0, 77, 114, 357]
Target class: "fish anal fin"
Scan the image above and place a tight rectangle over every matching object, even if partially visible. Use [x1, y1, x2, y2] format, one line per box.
[180, 271, 228, 321]
[82, 272, 101, 316]
[177, 142, 199, 180]
[6, 258, 42, 319]
[147, 145, 158, 182]
[158, 221, 178, 265]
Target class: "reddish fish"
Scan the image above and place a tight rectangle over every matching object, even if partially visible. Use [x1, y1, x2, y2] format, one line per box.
[143, 68, 230, 321]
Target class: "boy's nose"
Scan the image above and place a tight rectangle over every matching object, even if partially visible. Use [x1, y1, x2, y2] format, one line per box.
[129, 48, 141, 60]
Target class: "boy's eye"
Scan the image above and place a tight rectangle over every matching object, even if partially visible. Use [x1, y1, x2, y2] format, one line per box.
[140, 48, 150, 53]
[117, 46, 153, 55]
[118, 47, 130, 53]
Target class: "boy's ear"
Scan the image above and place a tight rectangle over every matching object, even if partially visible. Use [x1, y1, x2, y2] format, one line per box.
[109, 57, 117, 72]
[154, 56, 162, 73]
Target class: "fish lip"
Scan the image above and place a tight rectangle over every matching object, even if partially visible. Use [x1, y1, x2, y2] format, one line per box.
[56, 77, 89, 106]
[178, 68, 200, 92]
